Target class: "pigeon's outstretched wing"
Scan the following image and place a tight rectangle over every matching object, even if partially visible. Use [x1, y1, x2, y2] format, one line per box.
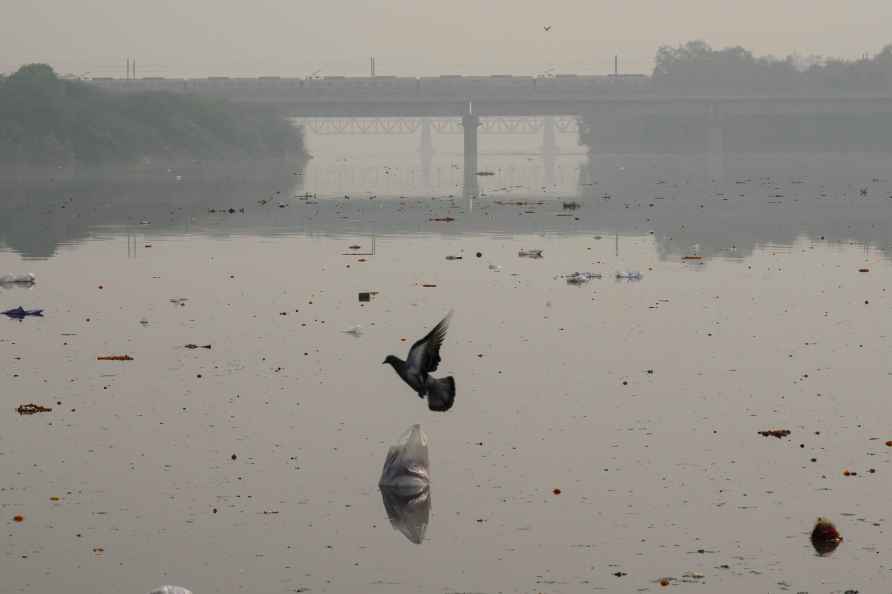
[406, 311, 452, 375]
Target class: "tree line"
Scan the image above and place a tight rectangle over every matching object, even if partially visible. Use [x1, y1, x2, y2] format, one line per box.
[0, 64, 305, 166]
[652, 41, 892, 94]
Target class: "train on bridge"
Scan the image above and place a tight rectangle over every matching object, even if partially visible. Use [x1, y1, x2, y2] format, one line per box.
[87, 73, 651, 98]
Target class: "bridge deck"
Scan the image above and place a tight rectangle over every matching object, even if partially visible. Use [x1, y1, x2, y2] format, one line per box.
[83, 78, 892, 117]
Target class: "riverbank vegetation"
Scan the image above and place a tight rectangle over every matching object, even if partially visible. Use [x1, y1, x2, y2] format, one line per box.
[652, 41, 892, 94]
[0, 64, 305, 166]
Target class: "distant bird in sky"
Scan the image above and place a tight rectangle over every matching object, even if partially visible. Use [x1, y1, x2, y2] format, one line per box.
[383, 312, 456, 412]
[543, 25, 552, 31]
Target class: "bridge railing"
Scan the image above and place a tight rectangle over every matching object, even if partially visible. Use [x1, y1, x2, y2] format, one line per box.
[83, 74, 654, 101]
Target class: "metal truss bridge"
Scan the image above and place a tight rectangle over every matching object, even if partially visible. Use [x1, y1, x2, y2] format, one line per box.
[293, 116, 580, 136]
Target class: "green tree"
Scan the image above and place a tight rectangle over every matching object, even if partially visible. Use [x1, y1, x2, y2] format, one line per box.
[0, 63, 305, 166]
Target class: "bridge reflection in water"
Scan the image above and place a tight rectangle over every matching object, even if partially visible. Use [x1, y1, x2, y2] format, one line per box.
[295, 115, 577, 196]
[292, 116, 579, 135]
[86, 77, 892, 198]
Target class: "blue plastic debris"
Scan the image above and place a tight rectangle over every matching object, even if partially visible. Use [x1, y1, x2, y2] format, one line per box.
[2, 306, 44, 319]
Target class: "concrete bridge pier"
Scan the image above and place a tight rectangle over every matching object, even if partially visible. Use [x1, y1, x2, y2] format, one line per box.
[462, 106, 480, 197]
[542, 115, 557, 187]
[420, 117, 433, 187]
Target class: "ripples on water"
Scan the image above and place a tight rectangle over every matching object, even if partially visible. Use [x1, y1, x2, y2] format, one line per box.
[2, 138, 892, 593]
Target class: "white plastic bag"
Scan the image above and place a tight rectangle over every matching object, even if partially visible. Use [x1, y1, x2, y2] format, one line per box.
[378, 424, 429, 491]
[381, 482, 430, 544]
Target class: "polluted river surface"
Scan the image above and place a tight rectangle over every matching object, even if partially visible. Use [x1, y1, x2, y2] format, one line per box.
[2, 131, 892, 594]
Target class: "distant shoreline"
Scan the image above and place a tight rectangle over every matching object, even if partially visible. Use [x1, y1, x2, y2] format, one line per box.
[0, 64, 308, 168]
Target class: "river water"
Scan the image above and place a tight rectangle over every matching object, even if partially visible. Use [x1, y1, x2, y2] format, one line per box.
[2, 126, 892, 594]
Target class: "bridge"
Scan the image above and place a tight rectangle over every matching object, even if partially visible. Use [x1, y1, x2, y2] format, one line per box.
[86, 75, 892, 196]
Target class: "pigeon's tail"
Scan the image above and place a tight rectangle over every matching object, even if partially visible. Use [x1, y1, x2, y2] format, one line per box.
[425, 376, 455, 412]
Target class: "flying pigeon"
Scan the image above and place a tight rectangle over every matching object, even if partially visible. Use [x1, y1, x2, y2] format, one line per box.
[544, 25, 552, 31]
[383, 312, 456, 411]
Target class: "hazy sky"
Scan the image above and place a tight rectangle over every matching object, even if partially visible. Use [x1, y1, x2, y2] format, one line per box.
[3, 0, 892, 77]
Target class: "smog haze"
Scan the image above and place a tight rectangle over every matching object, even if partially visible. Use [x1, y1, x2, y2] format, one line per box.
[3, 0, 892, 77]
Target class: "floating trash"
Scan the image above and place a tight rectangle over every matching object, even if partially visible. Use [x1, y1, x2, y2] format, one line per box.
[380, 483, 430, 545]
[16, 403, 52, 415]
[518, 249, 543, 258]
[148, 587, 193, 594]
[379, 427, 431, 545]
[811, 517, 842, 556]
[379, 424, 430, 491]
[2, 306, 43, 319]
[564, 272, 602, 285]
[342, 325, 363, 337]
[615, 271, 643, 280]
[758, 429, 791, 438]
[0, 273, 35, 285]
